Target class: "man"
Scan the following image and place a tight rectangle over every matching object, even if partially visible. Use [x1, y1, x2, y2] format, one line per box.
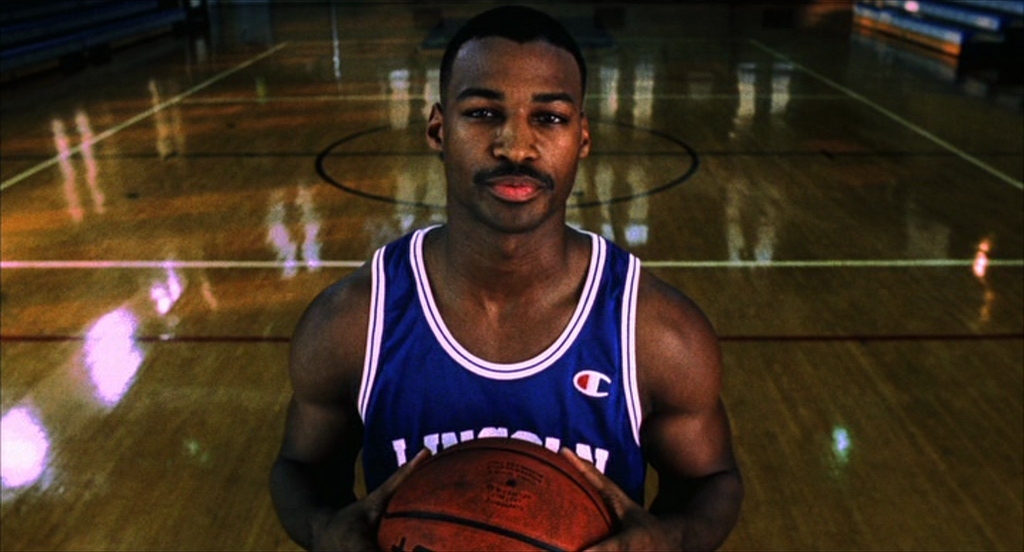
[270, 6, 743, 551]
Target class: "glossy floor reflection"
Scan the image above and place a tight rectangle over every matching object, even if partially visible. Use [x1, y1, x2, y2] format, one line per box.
[1, 2, 1022, 550]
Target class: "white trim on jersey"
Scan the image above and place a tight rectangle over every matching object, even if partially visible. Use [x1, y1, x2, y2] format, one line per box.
[410, 227, 607, 381]
[622, 254, 643, 446]
[357, 247, 387, 422]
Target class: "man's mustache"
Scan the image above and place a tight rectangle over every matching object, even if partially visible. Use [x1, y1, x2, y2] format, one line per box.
[473, 162, 556, 190]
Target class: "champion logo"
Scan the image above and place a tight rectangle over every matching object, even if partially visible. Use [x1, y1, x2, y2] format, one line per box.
[574, 370, 611, 398]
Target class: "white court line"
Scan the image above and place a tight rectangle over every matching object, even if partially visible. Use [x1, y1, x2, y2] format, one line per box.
[0, 260, 363, 269]
[749, 39, 1024, 192]
[644, 259, 1024, 269]
[1, 259, 1021, 270]
[0, 42, 290, 193]
[180, 93, 848, 103]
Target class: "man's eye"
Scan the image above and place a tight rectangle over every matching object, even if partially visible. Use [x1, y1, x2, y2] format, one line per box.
[535, 113, 569, 125]
[465, 109, 500, 119]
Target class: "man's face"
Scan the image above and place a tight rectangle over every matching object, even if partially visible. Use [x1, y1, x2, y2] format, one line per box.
[427, 37, 591, 233]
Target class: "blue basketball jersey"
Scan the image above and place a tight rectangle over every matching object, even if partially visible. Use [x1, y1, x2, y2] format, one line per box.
[358, 226, 646, 502]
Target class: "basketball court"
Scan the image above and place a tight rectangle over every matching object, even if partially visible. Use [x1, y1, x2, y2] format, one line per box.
[1, 2, 1021, 550]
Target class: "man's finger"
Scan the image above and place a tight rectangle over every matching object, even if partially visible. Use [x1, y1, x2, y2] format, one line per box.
[559, 447, 634, 517]
[365, 448, 432, 507]
[582, 536, 626, 552]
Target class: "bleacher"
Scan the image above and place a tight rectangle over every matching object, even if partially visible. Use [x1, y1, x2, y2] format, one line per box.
[853, 0, 1023, 81]
[1, 0, 204, 81]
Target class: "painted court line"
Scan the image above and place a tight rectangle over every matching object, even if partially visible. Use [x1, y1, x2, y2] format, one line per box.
[0, 260, 363, 269]
[2, 332, 1020, 344]
[750, 39, 1024, 192]
[0, 42, 290, 193]
[1, 259, 1021, 270]
[644, 259, 1024, 269]
[180, 92, 848, 104]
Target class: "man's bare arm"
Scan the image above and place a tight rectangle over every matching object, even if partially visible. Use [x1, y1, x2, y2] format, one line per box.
[269, 271, 370, 549]
[635, 272, 743, 551]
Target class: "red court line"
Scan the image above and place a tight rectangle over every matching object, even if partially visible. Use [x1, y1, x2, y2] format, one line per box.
[1, 333, 1021, 344]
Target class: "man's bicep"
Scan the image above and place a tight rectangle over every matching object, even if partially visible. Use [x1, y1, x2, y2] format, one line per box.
[642, 399, 737, 480]
[280, 275, 370, 464]
[281, 344, 365, 467]
[636, 273, 736, 480]
[280, 395, 361, 464]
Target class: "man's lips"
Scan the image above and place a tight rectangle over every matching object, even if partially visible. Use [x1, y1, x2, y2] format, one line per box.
[473, 163, 556, 204]
[486, 176, 547, 203]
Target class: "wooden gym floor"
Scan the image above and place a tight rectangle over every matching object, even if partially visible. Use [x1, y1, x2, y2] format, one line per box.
[1, 2, 1021, 550]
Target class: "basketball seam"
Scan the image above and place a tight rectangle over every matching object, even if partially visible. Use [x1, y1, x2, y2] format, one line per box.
[438, 444, 615, 528]
[381, 510, 566, 552]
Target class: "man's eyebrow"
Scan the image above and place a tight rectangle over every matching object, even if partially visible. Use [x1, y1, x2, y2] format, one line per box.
[532, 92, 576, 105]
[455, 87, 503, 102]
[453, 88, 577, 106]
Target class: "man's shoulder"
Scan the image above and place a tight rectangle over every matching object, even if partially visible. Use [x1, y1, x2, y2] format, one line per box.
[288, 265, 374, 402]
[306, 265, 374, 326]
[300, 226, 428, 336]
[635, 269, 714, 334]
[634, 269, 722, 409]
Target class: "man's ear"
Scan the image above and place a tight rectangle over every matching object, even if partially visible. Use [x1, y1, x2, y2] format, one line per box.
[426, 103, 444, 153]
[579, 112, 591, 159]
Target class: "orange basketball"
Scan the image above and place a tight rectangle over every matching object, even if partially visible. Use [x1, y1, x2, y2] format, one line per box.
[377, 438, 614, 551]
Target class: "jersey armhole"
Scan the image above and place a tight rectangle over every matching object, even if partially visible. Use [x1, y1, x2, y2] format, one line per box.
[357, 246, 386, 422]
[622, 254, 643, 446]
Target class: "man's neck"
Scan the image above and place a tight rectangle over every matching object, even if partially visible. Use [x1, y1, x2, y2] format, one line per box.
[427, 219, 583, 303]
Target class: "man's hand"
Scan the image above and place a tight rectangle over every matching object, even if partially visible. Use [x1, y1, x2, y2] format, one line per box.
[310, 449, 431, 551]
[561, 449, 677, 551]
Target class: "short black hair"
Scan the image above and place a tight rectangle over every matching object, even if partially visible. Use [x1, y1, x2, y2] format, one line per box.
[439, 6, 587, 105]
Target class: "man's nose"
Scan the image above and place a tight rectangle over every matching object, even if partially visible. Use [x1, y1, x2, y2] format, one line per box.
[492, 117, 538, 163]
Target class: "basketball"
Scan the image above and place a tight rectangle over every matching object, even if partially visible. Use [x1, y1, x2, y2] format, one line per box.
[377, 438, 614, 551]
